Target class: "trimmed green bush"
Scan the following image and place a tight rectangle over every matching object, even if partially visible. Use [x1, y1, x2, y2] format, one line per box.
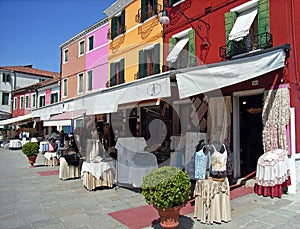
[141, 166, 191, 210]
[21, 142, 39, 156]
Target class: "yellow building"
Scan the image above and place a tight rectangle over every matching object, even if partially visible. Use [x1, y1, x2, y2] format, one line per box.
[104, 0, 164, 85]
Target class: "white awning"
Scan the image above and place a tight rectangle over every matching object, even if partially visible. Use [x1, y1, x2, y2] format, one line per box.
[31, 103, 64, 121]
[176, 48, 286, 99]
[229, 7, 258, 41]
[84, 74, 171, 115]
[43, 109, 85, 127]
[0, 114, 33, 126]
[166, 37, 189, 63]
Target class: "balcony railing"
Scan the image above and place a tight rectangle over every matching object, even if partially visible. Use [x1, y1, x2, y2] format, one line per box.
[135, 4, 162, 23]
[219, 32, 273, 59]
[107, 25, 127, 40]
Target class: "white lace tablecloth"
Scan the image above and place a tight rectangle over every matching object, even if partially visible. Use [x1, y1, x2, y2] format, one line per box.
[44, 152, 57, 160]
[256, 149, 290, 186]
[81, 160, 116, 179]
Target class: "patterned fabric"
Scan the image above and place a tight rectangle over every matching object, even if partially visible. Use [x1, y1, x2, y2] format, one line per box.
[262, 86, 290, 152]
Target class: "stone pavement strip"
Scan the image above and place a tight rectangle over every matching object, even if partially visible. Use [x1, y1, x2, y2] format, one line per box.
[1, 147, 300, 229]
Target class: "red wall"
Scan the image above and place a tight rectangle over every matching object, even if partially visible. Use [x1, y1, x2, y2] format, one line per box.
[163, 0, 300, 152]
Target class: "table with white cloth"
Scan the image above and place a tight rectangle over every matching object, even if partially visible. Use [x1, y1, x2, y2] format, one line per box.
[59, 156, 81, 180]
[81, 160, 116, 190]
[44, 152, 58, 166]
[193, 177, 231, 224]
[115, 137, 158, 187]
[254, 149, 291, 198]
[9, 139, 22, 150]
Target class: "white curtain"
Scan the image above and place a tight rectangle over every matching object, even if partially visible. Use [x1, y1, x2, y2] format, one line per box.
[207, 96, 232, 146]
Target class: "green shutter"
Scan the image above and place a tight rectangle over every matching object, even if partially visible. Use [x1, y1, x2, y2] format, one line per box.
[168, 37, 177, 70]
[154, 43, 160, 74]
[188, 29, 196, 67]
[258, 0, 270, 48]
[153, 0, 158, 14]
[111, 17, 118, 39]
[88, 71, 92, 90]
[110, 63, 116, 86]
[139, 50, 147, 78]
[120, 58, 125, 84]
[141, 0, 148, 22]
[224, 11, 237, 57]
[121, 10, 126, 33]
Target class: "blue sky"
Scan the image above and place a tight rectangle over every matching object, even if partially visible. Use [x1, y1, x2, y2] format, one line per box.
[0, 0, 116, 73]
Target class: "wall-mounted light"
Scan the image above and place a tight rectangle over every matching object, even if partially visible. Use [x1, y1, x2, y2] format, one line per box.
[159, 6, 170, 25]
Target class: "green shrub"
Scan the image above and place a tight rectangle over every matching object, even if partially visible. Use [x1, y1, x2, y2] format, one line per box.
[21, 142, 39, 156]
[141, 166, 191, 210]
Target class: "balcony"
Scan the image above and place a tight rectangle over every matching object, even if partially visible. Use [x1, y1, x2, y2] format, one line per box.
[107, 25, 127, 40]
[135, 4, 162, 23]
[219, 32, 273, 59]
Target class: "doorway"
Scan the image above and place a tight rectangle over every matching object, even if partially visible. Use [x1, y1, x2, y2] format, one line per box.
[239, 94, 264, 177]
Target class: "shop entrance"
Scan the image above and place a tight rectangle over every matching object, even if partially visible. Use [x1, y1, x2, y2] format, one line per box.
[239, 94, 264, 177]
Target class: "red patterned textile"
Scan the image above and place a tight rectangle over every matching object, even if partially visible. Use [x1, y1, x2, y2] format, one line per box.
[254, 176, 291, 198]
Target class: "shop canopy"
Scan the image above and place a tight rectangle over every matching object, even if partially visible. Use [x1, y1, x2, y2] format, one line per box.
[43, 109, 86, 127]
[176, 47, 286, 99]
[0, 114, 33, 126]
[83, 73, 171, 115]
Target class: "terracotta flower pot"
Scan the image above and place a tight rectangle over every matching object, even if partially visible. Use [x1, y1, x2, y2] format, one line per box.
[28, 155, 37, 166]
[156, 204, 183, 229]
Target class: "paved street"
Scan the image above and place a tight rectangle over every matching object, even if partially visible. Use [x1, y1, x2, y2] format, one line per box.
[0, 147, 300, 229]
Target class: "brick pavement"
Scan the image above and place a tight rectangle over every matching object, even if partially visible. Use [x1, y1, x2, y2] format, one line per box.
[0, 147, 299, 229]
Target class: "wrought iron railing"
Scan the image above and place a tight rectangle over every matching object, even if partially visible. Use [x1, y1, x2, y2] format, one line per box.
[135, 4, 162, 23]
[219, 32, 273, 59]
[107, 25, 127, 40]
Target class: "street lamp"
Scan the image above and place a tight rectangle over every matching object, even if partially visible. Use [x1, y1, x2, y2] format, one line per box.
[159, 5, 170, 25]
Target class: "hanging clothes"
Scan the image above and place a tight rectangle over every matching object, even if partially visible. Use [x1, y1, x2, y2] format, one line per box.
[207, 96, 232, 147]
[262, 85, 290, 152]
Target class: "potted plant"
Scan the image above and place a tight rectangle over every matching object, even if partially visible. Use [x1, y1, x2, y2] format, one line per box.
[22, 142, 39, 166]
[141, 166, 191, 229]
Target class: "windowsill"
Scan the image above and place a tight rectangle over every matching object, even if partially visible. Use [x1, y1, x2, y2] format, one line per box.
[140, 14, 158, 24]
[173, 0, 185, 7]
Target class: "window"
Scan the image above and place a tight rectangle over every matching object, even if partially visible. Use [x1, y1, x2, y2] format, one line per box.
[2, 73, 10, 83]
[88, 36, 94, 51]
[39, 95, 45, 107]
[2, 92, 9, 105]
[79, 40, 85, 56]
[167, 29, 196, 69]
[138, 43, 160, 78]
[25, 95, 29, 108]
[111, 10, 126, 39]
[87, 70, 93, 91]
[63, 79, 68, 97]
[20, 96, 24, 109]
[110, 58, 125, 87]
[50, 93, 58, 104]
[13, 97, 17, 110]
[78, 73, 84, 94]
[141, 0, 158, 22]
[224, 0, 270, 57]
[32, 94, 36, 108]
[64, 49, 69, 63]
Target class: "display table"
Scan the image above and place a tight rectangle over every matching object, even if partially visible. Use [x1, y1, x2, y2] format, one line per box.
[193, 177, 231, 224]
[44, 152, 58, 166]
[59, 157, 81, 180]
[255, 149, 291, 198]
[116, 137, 158, 187]
[9, 139, 22, 150]
[81, 160, 116, 190]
